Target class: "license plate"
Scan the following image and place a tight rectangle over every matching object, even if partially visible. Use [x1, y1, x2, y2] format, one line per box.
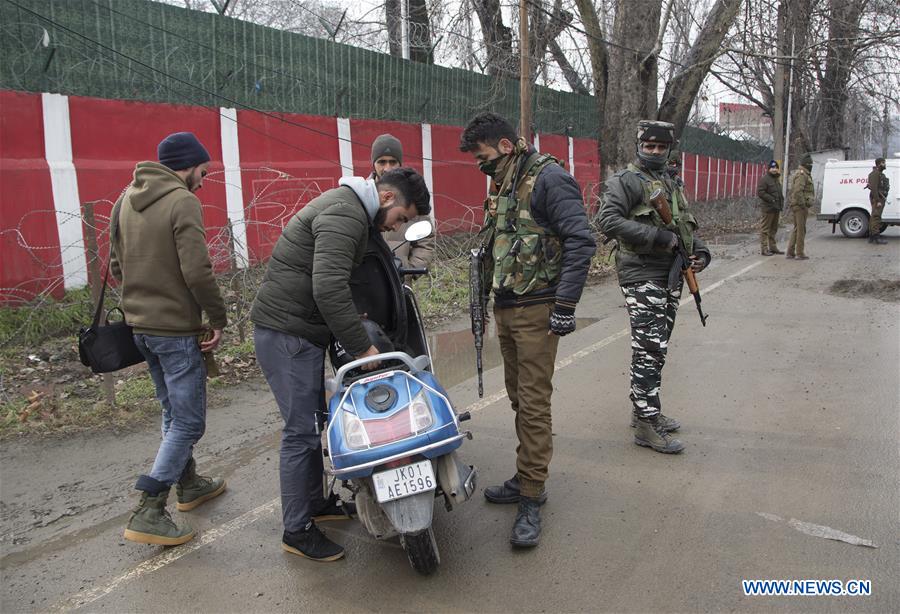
[373, 459, 436, 503]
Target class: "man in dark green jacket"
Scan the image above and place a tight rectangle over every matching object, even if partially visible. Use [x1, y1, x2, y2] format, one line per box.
[600, 120, 711, 455]
[867, 158, 889, 245]
[251, 168, 430, 562]
[111, 132, 228, 546]
[756, 160, 784, 255]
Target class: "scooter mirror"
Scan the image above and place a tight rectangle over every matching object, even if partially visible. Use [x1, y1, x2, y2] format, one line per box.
[404, 219, 433, 243]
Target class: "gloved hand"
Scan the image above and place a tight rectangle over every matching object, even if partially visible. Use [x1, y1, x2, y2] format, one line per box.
[654, 229, 678, 249]
[549, 303, 576, 336]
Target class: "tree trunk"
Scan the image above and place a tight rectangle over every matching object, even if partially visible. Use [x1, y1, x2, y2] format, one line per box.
[603, 0, 662, 173]
[814, 0, 866, 150]
[573, 0, 610, 177]
[549, 39, 589, 95]
[385, 0, 403, 57]
[657, 0, 742, 140]
[473, 0, 515, 77]
[408, 0, 434, 64]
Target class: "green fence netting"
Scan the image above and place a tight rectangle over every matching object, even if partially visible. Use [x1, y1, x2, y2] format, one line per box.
[0, 0, 771, 161]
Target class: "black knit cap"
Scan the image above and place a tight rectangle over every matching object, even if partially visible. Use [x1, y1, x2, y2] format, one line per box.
[157, 132, 211, 171]
[371, 133, 403, 164]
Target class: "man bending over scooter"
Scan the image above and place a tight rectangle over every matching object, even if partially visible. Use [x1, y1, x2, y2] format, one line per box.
[251, 168, 431, 561]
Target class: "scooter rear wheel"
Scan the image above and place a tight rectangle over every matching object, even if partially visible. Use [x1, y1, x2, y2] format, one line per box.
[401, 527, 440, 575]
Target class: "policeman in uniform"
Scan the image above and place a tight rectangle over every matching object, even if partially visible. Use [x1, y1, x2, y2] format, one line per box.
[786, 155, 815, 259]
[756, 160, 784, 255]
[460, 112, 595, 547]
[599, 120, 711, 454]
[866, 158, 889, 245]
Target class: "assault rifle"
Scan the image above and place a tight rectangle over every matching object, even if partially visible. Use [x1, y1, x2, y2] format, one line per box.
[469, 246, 488, 397]
[649, 188, 709, 327]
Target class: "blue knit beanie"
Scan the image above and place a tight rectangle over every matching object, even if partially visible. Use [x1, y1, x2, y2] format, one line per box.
[157, 132, 211, 171]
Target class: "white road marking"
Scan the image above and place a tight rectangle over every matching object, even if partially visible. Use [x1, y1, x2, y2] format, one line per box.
[54, 501, 279, 612]
[756, 512, 878, 548]
[55, 258, 765, 611]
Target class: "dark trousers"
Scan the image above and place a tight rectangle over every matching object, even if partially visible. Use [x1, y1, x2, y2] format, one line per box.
[870, 196, 885, 235]
[494, 302, 559, 498]
[621, 281, 681, 420]
[254, 326, 327, 532]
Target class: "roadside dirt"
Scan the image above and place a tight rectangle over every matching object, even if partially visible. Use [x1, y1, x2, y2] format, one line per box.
[829, 279, 900, 302]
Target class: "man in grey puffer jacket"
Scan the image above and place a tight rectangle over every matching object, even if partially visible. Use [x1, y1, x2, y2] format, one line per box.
[600, 120, 711, 455]
[251, 168, 430, 562]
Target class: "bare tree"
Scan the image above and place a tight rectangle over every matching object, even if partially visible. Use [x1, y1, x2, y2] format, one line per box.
[657, 0, 743, 139]
[473, 0, 516, 76]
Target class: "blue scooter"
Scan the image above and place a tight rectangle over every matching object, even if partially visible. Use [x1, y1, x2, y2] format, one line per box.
[324, 221, 477, 575]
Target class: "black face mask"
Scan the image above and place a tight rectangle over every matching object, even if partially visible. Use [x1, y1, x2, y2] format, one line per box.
[637, 143, 670, 171]
[478, 157, 500, 177]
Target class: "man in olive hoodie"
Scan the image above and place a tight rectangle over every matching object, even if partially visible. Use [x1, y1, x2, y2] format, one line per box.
[111, 132, 227, 546]
[251, 167, 430, 562]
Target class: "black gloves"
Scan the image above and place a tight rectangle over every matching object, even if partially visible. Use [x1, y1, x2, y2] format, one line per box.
[654, 229, 678, 249]
[549, 303, 576, 336]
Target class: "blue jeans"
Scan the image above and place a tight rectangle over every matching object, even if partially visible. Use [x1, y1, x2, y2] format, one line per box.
[254, 326, 327, 532]
[134, 334, 207, 489]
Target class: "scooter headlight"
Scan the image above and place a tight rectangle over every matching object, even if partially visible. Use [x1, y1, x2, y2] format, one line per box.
[409, 390, 434, 433]
[341, 409, 370, 450]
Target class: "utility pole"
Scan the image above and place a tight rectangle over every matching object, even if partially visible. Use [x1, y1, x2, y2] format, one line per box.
[772, 6, 786, 165]
[519, 0, 531, 140]
[401, 0, 410, 60]
[781, 33, 795, 203]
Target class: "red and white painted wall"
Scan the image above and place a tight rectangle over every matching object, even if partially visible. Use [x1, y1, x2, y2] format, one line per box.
[0, 89, 767, 302]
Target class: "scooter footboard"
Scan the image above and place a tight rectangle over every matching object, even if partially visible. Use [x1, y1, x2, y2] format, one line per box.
[381, 491, 435, 534]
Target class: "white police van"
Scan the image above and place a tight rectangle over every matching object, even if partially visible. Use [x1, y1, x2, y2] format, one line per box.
[817, 158, 899, 237]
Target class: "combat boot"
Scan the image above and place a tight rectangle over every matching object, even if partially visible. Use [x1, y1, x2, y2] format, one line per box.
[634, 418, 684, 454]
[123, 489, 195, 546]
[872, 235, 887, 245]
[176, 457, 226, 511]
[631, 413, 680, 432]
[769, 247, 784, 254]
[484, 475, 547, 505]
[509, 496, 542, 548]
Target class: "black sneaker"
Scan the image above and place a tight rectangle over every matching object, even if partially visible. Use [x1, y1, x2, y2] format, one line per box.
[312, 494, 356, 523]
[282, 522, 345, 561]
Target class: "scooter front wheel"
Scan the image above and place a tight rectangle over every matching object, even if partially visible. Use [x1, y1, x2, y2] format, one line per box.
[400, 527, 440, 575]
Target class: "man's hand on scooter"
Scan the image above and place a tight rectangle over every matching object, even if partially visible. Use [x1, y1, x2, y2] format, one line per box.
[358, 345, 382, 370]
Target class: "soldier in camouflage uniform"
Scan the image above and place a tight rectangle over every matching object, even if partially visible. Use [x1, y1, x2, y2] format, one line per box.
[460, 112, 595, 547]
[786, 155, 815, 259]
[599, 120, 711, 454]
[866, 158, 889, 245]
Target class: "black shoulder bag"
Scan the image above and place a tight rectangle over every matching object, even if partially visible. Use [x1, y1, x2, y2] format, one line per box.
[77, 202, 146, 373]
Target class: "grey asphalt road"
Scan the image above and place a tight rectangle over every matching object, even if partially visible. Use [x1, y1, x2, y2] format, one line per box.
[2, 224, 899, 613]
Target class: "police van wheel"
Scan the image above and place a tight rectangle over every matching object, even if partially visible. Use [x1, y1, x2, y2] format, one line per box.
[401, 527, 440, 575]
[839, 210, 868, 238]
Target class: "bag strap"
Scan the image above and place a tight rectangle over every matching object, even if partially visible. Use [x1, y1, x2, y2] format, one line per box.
[92, 195, 125, 328]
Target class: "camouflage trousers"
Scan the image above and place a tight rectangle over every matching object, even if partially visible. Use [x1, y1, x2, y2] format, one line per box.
[622, 281, 681, 420]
